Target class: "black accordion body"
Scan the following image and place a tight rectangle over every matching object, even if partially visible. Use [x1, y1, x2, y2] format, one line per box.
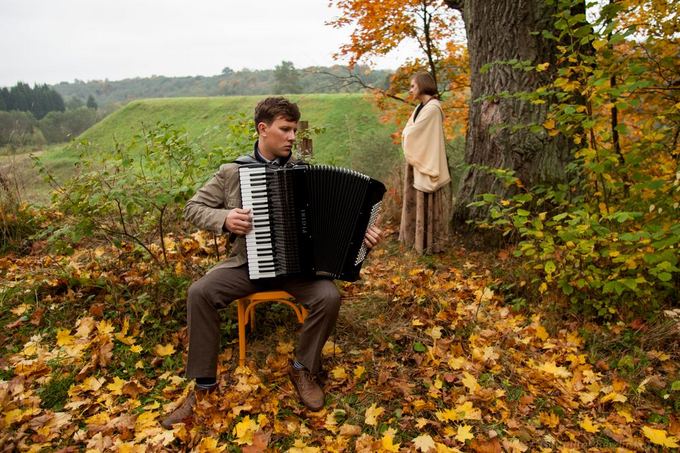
[238, 163, 386, 282]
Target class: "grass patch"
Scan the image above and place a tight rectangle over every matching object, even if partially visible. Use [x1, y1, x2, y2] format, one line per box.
[38, 370, 75, 410]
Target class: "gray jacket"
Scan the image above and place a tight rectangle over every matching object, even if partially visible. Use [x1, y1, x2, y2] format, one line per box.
[184, 162, 248, 270]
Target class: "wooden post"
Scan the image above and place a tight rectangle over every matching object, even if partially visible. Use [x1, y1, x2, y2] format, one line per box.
[297, 120, 313, 159]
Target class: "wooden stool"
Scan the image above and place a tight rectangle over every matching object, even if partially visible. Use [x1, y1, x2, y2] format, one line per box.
[236, 291, 308, 367]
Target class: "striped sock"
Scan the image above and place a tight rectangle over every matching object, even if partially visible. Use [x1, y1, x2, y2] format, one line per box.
[292, 360, 306, 370]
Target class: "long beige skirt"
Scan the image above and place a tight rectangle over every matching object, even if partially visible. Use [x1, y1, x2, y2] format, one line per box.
[398, 163, 451, 254]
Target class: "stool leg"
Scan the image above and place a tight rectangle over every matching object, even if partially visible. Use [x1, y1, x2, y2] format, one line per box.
[237, 299, 247, 368]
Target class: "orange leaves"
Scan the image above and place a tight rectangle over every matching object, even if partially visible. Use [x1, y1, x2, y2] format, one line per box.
[2, 227, 679, 451]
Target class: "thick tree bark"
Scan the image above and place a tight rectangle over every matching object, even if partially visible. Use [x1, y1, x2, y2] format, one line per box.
[444, 0, 572, 225]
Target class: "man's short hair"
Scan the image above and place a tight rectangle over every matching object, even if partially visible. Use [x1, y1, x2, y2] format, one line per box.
[254, 97, 301, 129]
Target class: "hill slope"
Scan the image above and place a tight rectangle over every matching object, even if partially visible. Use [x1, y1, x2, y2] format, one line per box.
[79, 94, 400, 170]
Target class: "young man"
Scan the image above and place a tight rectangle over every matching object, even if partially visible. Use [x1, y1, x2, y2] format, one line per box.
[161, 97, 383, 428]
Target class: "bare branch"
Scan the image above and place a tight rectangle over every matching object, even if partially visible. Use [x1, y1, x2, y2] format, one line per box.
[307, 69, 410, 104]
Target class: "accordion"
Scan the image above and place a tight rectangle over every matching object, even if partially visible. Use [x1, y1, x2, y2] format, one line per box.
[238, 163, 386, 282]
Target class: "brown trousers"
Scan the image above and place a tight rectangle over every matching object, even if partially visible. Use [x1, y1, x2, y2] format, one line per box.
[185, 265, 340, 378]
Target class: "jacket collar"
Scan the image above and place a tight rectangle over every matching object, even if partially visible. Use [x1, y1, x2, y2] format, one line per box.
[253, 140, 292, 166]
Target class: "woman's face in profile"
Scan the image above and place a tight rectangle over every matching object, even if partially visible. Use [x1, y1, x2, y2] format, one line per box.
[409, 79, 420, 100]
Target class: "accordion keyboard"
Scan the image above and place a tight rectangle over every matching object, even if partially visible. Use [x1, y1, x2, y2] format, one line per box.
[239, 166, 276, 279]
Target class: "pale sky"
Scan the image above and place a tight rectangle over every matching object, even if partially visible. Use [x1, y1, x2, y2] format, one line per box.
[0, 0, 422, 87]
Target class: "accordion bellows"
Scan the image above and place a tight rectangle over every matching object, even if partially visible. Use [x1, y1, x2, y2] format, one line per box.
[239, 164, 386, 281]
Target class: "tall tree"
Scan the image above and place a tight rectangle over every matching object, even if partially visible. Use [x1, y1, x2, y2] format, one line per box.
[273, 61, 302, 94]
[443, 0, 573, 223]
[329, 0, 469, 142]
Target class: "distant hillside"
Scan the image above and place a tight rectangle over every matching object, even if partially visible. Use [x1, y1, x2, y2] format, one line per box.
[78, 94, 401, 176]
[52, 65, 392, 109]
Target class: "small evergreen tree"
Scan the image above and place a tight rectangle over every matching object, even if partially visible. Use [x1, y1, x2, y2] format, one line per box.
[86, 95, 98, 110]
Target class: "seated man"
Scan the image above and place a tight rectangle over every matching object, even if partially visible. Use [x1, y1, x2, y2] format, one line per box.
[161, 97, 383, 428]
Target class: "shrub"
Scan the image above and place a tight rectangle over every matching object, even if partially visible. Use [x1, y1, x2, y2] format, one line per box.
[38, 107, 98, 143]
[40, 116, 252, 265]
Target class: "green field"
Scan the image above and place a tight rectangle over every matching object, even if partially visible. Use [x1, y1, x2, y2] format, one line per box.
[7, 94, 402, 205]
[79, 94, 400, 167]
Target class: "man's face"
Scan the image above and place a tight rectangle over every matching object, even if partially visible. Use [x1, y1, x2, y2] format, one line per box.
[258, 116, 297, 161]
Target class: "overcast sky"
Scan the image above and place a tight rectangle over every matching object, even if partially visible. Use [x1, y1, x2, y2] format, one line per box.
[0, 0, 422, 87]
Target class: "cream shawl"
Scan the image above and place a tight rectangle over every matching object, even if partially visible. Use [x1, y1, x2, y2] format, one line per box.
[401, 99, 451, 193]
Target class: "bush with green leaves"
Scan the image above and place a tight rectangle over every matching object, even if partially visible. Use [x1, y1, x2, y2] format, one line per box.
[38, 107, 98, 143]
[40, 115, 254, 265]
[471, 1, 679, 318]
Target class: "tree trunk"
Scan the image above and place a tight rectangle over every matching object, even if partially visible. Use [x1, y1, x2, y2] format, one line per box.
[445, 0, 572, 225]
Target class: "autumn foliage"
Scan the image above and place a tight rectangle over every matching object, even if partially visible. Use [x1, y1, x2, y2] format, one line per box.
[2, 225, 679, 450]
[1, 0, 679, 450]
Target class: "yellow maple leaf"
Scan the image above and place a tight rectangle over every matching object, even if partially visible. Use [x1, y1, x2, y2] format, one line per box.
[538, 411, 559, 428]
[455, 401, 481, 420]
[322, 340, 342, 355]
[154, 343, 175, 357]
[430, 326, 443, 339]
[130, 345, 142, 353]
[381, 428, 401, 452]
[56, 329, 74, 346]
[81, 376, 105, 392]
[616, 408, 633, 423]
[354, 365, 366, 379]
[365, 403, 385, 426]
[196, 436, 226, 452]
[97, 319, 115, 335]
[233, 415, 258, 445]
[537, 361, 571, 378]
[134, 410, 158, 435]
[4, 409, 23, 426]
[331, 366, 348, 380]
[436, 408, 458, 423]
[579, 416, 600, 433]
[448, 357, 466, 370]
[534, 325, 549, 341]
[106, 376, 126, 396]
[455, 425, 474, 443]
[600, 391, 627, 403]
[288, 439, 321, 452]
[413, 434, 436, 452]
[85, 412, 110, 426]
[461, 372, 480, 393]
[641, 426, 679, 448]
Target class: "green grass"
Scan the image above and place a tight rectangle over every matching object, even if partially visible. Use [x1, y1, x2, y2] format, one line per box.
[77, 94, 399, 169]
[10, 94, 402, 205]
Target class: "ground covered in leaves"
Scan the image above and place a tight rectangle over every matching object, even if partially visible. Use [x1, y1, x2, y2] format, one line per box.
[1, 226, 679, 452]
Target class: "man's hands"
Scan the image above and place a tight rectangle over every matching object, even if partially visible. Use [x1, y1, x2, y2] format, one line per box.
[224, 208, 252, 235]
[363, 223, 383, 249]
[227, 206, 383, 250]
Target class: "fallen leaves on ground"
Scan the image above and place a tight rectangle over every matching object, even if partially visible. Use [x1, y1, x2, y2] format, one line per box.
[0, 228, 678, 451]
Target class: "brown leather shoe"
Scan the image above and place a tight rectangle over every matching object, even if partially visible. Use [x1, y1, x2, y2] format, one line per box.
[288, 361, 325, 411]
[160, 391, 197, 429]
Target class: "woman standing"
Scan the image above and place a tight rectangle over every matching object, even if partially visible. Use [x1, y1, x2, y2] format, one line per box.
[399, 72, 451, 254]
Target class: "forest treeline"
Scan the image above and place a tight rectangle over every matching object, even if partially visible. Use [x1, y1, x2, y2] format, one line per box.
[0, 82, 100, 147]
[0, 63, 389, 147]
[50, 63, 392, 109]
